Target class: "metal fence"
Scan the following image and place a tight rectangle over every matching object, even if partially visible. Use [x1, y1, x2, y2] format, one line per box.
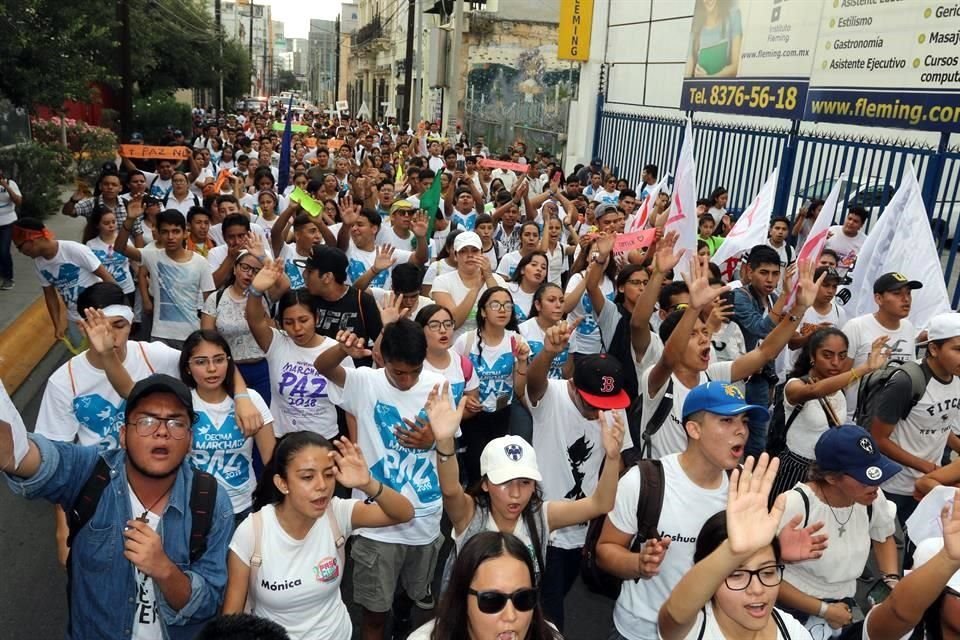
[465, 100, 571, 161]
[595, 106, 960, 305]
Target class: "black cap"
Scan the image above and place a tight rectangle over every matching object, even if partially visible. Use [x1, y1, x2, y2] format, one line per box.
[572, 354, 630, 410]
[295, 245, 348, 280]
[590, 157, 602, 167]
[814, 266, 841, 283]
[873, 272, 922, 294]
[126, 374, 195, 424]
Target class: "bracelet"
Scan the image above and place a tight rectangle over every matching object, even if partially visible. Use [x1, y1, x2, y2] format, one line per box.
[248, 286, 265, 298]
[882, 573, 900, 584]
[234, 392, 251, 400]
[818, 600, 829, 617]
[849, 369, 861, 385]
[436, 447, 456, 457]
[364, 480, 384, 504]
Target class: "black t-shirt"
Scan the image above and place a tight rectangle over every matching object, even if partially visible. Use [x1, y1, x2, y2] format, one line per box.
[315, 286, 382, 368]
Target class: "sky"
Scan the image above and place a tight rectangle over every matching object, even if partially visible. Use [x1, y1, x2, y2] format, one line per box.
[269, 0, 342, 39]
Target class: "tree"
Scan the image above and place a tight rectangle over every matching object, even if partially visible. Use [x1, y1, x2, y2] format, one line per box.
[222, 40, 253, 101]
[0, 0, 115, 110]
[277, 70, 299, 92]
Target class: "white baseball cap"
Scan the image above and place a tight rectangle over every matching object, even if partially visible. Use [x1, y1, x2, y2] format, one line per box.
[480, 436, 542, 484]
[453, 231, 482, 253]
[920, 312, 960, 345]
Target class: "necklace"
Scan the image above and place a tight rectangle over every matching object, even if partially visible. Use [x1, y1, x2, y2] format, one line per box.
[821, 484, 854, 537]
[129, 483, 173, 523]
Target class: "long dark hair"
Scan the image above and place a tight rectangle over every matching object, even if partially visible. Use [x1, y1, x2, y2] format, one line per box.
[82, 204, 117, 244]
[430, 532, 560, 640]
[787, 327, 848, 380]
[275, 288, 319, 326]
[529, 282, 563, 319]
[415, 303, 454, 329]
[510, 251, 548, 286]
[475, 287, 519, 362]
[252, 431, 334, 511]
[179, 329, 237, 396]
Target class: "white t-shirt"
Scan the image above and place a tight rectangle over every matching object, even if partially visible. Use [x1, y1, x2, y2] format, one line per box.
[0, 381, 29, 470]
[422, 351, 480, 406]
[506, 282, 535, 323]
[519, 318, 569, 380]
[200, 289, 268, 362]
[376, 224, 417, 252]
[163, 192, 200, 215]
[880, 366, 960, 496]
[36, 341, 180, 448]
[129, 491, 162, 640]
[266, 330, 350, 439]
[190, 389, 272, 513]
[345, 242, 413, 289]
[779, 483, 897, 600]
[783, 384, 847, 460]
[327, 367, 450, 544]
[277, 243, 310, 290]
[229, 501, 357, 640]
[611, 454, 729, 640]
[842, 314, 918, 419]
[87, 237, 134, 294]
[527, 379, 632, 548]
[545, 243, 566, 286]
[668, 603, 810, 640]
[453, 331, 520, 413]
[34, 240, 104, 321]
[641, 361, 736, 459]
[140, 249, 214, 341]
[566, 272, 615, 354]
[0, 179, 21, 226]
[422, 259, 457, 288]
[140, 171, 173, 199]
[431, 271, 507, 338]
[786, 303, 848, 373]
[496, 250, 523, 278]
[825, 226, 866, 273]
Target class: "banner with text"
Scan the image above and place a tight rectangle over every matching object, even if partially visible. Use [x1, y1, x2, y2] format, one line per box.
[804, 1, 960, 132]
[680, 0, 819, 118]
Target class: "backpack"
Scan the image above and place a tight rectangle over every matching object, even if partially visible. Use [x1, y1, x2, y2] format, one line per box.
[635, 373, 712, 459]
[695, 606, 792, 640]
[66, 457, 218, 563]
[853, 360, 932, 431]
[765, 376, 810, 457]
[580, 459, 664, 599]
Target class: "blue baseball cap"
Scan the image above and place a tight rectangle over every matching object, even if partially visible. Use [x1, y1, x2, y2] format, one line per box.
[815, 425, 901, 486]
[681, 381, 769, 423]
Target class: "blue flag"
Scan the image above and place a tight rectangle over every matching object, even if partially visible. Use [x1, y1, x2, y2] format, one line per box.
[277, 96, 295, 193]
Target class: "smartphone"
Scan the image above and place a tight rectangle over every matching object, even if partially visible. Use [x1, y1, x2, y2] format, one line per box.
[867, 579, 892, 608]
[457, 160, 466, 172]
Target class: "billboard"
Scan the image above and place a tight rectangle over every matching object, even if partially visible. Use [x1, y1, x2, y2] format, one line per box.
[804, 2, 960, 132]
[558, 0, 594, 62]
[679, 0, 819, 119]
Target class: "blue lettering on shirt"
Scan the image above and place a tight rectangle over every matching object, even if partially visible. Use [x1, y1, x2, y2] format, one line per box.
[41, 264, 85, 310]
[156, 262, 199, 324]
[284, 259, 305, 289]
[190, 411, 249, 490]
[369, 401, 440, 505]
[348, 258, 388, 287]
[470, 351, 515, 410]
[526, 340, 568, 380]
[91, 248, 129, 287]
[72, 394, 125, 449]
[576, 289, 616, 335]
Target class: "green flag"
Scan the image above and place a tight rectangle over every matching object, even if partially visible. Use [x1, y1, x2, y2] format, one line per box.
[417, 172, 443, 242]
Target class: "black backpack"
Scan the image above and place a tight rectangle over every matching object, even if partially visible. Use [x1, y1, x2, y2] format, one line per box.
[853, 360, 932, 431]
[67, 457, 219, 563]
[634, 374, 712, 459]
[580, 459, 664, 599]
[765, 376, 810, 457]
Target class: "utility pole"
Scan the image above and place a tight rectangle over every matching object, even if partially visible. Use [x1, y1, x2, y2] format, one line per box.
[249, 2, 255, 94]
[118, 0, 132, 140]
[412, 0, 423, 124]
[263, 29, 268, 96]
[400, 0, 415, 129]
[334, 16, 341, 102]
[215, 0, 223, 111]
[446, 0, 464, 137]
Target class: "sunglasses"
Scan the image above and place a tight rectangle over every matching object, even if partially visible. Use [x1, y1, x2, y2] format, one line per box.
[468, 588, 538, 614]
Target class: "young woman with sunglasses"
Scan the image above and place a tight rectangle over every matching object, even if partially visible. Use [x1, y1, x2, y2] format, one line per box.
[408, 531, 562, 640]
[658, 454, 811, 640]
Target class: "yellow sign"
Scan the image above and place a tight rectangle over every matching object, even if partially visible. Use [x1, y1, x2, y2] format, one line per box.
[558, 0, 594, 62]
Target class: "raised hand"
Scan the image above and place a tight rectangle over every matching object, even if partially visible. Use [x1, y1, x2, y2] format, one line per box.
[794, 259, 824, 310]
[512, 336, 531, 363]
[411, 211, 430, 238]
[373, 245, 397, 274]
[251, 257, 283, 292]
[682, 255, 728, 310]
[598, 411, 625, 460]
[377, 291, 408, 326]
[654, 230, 684, 273]
[423, 382, 465, 442]
[246, 229, 266, 256]
[867, 335, 892, 371]
[330, 438, 372, 489]
[726, 453, 784, 557]
[942, 490, 960, 561]
[340, 194, 359, 225]
[78, 308, 116, 355]
[126, 197, 144, 220]
[543, 318, 580, 355]
[638, 536, 672, 578]
[336, 329, 373, 359]
[594, 232, 615, 261]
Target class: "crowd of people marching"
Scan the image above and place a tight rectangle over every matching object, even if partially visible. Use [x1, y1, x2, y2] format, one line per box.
[1, 104, 960, 640]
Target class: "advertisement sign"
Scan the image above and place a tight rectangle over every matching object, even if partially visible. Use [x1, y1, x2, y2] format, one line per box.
[680, 0, 819, 118]
[804, 2, 960, 132]
[558, 0, 594, 62]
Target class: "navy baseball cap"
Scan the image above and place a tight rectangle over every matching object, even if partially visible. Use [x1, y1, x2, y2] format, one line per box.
[815, 425, 901, 486]
[681, 381, 769, 423]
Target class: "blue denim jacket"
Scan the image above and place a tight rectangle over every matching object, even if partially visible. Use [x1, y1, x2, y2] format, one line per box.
[731, 286, 778, 352]
[5, 434, 233, 640]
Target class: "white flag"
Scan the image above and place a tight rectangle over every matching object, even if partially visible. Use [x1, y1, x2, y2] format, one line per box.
[711, 167, 779, 282]
[627, 175, 670, 232]
[0, 381, 28, 470]
[784, 173, 848, 307]
[842, 163, 950, 326]
[667, 119, 698, 274]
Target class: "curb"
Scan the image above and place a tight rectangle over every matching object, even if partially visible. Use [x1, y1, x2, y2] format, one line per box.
[0, 296, 58, 396]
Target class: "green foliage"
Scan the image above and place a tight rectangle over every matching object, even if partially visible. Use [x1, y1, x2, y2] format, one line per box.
[32, 117, 119, 181]
[0, 0, 115, 109]
[222, 40, 254, 102]
[132, 96, 192, 143]
[0, 142, 72, 220]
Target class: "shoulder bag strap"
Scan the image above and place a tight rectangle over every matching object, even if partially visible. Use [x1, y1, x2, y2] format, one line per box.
[792, 486, 811, 529]
[137, 342, 155, 374]
[327, 501, 346, 567]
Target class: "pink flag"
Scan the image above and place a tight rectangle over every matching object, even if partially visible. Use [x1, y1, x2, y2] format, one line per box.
[627, 175, 669, 232]
[667, 119, 698, 274]
[783, 173, 848, 306]
[711, 168, 779, 282]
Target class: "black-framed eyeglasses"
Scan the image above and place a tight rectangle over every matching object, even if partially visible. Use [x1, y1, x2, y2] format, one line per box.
[486, 301, 514, 312]
[468, 588, 538, 614]
[724, 565, 784, 591]
[128, 415, 190, 439]
[425, 319, 455, 331]
[236, 263, 261, 275]
[189, 355, 230, 368]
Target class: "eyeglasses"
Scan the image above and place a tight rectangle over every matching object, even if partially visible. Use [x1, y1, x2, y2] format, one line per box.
[394, 209, 415, 216]
[425, 319, 455, 331]
[724, 565, 784, 591]
[189, 355, 230, 368]
[236, 263, 261, 275]
[468, 588, 538, 614]
[129, 415, 190, 439]
[485, 301, 514, 312]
